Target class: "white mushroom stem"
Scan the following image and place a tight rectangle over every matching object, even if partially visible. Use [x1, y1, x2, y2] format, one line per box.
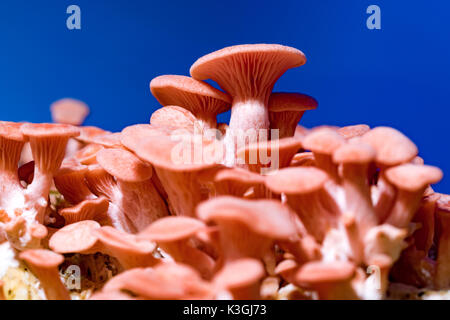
[224, 99, 269, 167]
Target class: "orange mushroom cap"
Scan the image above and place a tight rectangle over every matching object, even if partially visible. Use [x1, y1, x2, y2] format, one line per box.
[190, 44, 306, 101]
[50, 98, 89, 126]
[150, 75, 231, 127]
[361, 127, 418, 167]
[96, 148, 153, 183]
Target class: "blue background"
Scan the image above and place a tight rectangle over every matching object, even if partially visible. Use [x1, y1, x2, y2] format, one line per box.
[0, 0, 448, 192]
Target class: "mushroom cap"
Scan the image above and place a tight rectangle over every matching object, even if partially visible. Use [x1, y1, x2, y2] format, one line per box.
[50, 98, 89, 126]
[76, 126, 112, 144]
[96, 148, 153, 182]
[74, 143, 104, 165]
[49, 220, 101, 254]
[190, 44, 306, 99]
[214, 167, 265, 185]
[338, 124, 370, 140]
[385, 164, 443, 192]
[274, 259, 299, 275]
[20, 123, 80, 139]
[197, 196, 297, 239]
[150, 105, 197, 130]
[268, 92, 318, 112]
[150, 75, 231, 115]
[333, 141, 376, 164]
[296, 261, 355, 284]
[128, 128, 222, 171]
[265, 167, 328, 194]
[91, 132, 123, 148]
[361, 127, 418, 166]
[139, 216, 206, 242]
[214, 258, 265, 289]
[0, 121, 25, 141]
[19, 249, 64, 269]
[302, 128, 345, 155]
[236, 136, 303, 171]
[95, 226, 156, 254]
[59, 197, 109, 225]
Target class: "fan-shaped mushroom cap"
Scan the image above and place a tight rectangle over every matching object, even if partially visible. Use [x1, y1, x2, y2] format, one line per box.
[49, 220, 101, 254]
[197, 196, 297, 240]
[384, 164, 443, 228]
[20, 123, 80, 173]
[268, 93, 318, 138]
[265, 167, 338, 242]
[275, 259, 299, 284]
[303, 128, 345, 155]
[19, 249, 70, 300]
[213, 258, 265, 299]
[338, 124, 370, 140]
[302, 128, 345, 180]
[54, 162, 94, 204]
[385, 164, 443, 192]
[150, 105, 197, 131]
[198, 167, 266, 198]
[294, 260, 358, 300]
[139, 216, 215, 279]
[333, 142, 376, 164]
[296, 260, 355, 284]
[94, 226, 158, 269]
[75, 126, 111, 145]
[150, 75, 231, 129]
[90, 132, 123, 149]
[59, 197, 109, 225]
[290, 152, 316, 167]
[361, 127, 418, 167]
[96, 148, 153, 182]
[74, 143, 104, 165]
[0, 121, 26, 207]
[236, 136, 303, 174]
[191, 44, 305, 101]
[102, 264, 212, 299]
[139, 216, 206, 242]
[50, 98, 89, 126]
[265, 167, 328, 195]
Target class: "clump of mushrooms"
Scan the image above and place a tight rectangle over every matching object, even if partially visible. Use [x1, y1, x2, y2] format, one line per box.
[0, 43, 448, 301]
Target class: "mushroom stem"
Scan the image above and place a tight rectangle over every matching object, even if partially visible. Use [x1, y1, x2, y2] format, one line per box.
[19, 249, 70, 300]
[224, 99, 269, 166]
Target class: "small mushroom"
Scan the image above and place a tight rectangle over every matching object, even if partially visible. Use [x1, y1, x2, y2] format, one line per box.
[385, 164, 443, 228]
[333, 141, 378, 262]
[197, 196, 297, 273]
[295, 260, 358, 300]
[150, 105, 197, 132]
[213, 258, 265, 300]
[19, 249, 70, 300]
[302, 127, 346, 183]
[138, 216, 215, 279]
[268, 92, 318, 139]
[50, 98, 89, 126]
[361, 127, 418, 221]
[236, 136, 303, 174]
[150, 75, 231, 132]
[59, 196, 109, 225]
[265, 167, 339, 242]
[337, 124, 370, 140]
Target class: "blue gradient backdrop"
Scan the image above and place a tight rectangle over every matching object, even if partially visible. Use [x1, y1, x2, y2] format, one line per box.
[0, 1, 448, 191]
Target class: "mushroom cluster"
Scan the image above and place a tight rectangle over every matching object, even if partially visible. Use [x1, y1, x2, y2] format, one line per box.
[0, 44, 448, 300]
